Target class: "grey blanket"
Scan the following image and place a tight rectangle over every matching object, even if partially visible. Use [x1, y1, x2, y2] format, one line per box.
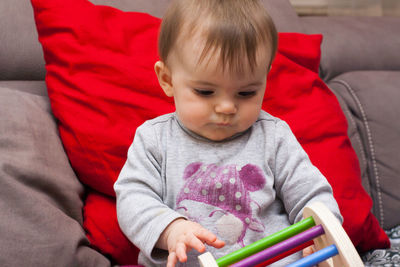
[363, 225, 400, 266]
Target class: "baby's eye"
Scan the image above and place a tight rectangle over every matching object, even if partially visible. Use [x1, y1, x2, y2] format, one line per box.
[238, 91, 256, 97]
[194, 89, 214, 96]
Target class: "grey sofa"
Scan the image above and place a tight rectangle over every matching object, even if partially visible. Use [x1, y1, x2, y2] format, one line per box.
[0, 0, 399, 266]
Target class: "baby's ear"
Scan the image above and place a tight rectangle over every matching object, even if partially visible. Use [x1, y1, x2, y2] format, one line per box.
[154, 61, 174, 97]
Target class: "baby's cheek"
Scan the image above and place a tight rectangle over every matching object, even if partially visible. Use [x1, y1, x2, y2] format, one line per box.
[177, 99, 208, 123]
[239, 104, 261, 130]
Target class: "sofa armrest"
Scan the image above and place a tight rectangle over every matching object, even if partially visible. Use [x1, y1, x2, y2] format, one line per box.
[328, 71, 400, 230]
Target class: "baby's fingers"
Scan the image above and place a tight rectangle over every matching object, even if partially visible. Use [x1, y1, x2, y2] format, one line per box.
[183, 233, 207, 253]
[176, 241, 189, 263]
[167, 251, 178, 267]
[303, 245, 315, 257]
[209, 238, 225, 248]
[195, 228, 225, 249]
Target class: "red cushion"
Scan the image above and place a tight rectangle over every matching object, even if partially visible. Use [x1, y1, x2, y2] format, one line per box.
[84, 192, 139, 264]
[32, 0, 174, 197]
[31, 0, 389, 264]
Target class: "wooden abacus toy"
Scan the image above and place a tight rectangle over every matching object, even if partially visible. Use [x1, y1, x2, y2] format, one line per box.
[198, 202, 364, 267]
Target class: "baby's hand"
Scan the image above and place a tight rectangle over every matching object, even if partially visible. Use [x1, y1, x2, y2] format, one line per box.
[303, 245, 317, 267]
[156, 218, 225, 267]
[302, 245, 314, 257]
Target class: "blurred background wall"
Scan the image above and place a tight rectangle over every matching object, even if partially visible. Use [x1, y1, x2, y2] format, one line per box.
[289, 0, 400, 16]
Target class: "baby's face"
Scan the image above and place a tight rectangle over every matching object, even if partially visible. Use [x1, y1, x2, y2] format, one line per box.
[165, 36, 271, 141]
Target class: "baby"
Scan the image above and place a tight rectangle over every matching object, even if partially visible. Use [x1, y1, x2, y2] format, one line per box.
[114, 0, 342, 266]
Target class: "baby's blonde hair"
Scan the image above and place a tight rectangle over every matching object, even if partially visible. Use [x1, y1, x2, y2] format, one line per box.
[158, 0, 278, 74]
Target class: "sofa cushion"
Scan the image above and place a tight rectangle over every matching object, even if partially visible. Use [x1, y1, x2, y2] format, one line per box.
[259, 0, 303, 32]
[0, 0, 46, 80]
[90, 0, 169, 18]
[0, 84, 111, 267]
[328, 71, 400, 230]
[301, 16, 400, 81]
[0, 80, 47, 95]
[31, 0, 389, 263]
[89, 0, 303, 33]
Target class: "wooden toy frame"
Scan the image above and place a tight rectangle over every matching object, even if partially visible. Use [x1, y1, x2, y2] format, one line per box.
[198, 202, 364, 267]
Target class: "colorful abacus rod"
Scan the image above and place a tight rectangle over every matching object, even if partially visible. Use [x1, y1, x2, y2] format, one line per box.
[214, 217, 316, 267]
[230, 225, 325, 267]
[198, 202, 364, 267]
[286, 244, 339, 267]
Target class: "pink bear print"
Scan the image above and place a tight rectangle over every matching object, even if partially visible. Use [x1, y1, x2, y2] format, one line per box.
[176, 162, 266, 247]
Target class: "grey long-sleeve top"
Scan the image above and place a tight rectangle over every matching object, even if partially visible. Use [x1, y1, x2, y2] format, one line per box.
[114, 111, 342, 266]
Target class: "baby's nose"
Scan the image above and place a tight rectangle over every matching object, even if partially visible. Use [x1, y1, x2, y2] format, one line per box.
[215, 100, 237, 115]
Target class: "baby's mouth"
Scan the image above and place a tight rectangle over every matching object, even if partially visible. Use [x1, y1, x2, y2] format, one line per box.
[215, 122, 231, 127]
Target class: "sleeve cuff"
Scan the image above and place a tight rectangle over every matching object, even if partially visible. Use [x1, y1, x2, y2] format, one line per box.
[141, 210, 187, 264]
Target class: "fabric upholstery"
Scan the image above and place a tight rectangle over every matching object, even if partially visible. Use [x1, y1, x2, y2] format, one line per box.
[0, 80, 47, 95]
[328, 71, 400, 230]
[0, 85, 111, 267]
[0, 0, 45, 80]
[330, 89, 370, 195]
[301, 16, 400, 81]
[90, 0, 169, 18]
[89, 0, 302, 33]
[260, 0, 303, 32]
